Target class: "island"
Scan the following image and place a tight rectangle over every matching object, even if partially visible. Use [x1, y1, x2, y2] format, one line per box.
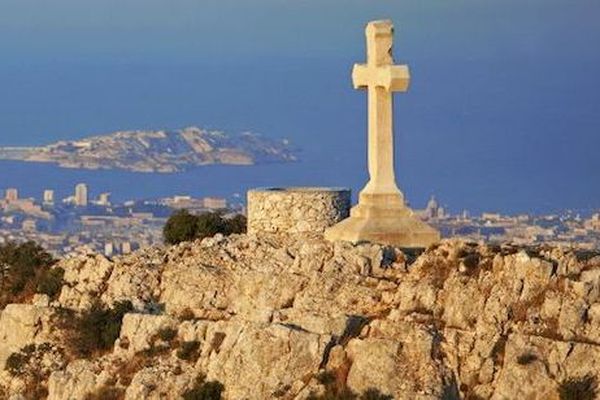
[0, 126, 298, 173]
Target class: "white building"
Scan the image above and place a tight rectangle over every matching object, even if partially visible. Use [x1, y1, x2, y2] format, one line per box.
[97, 192, 111, 206]
[5, 188, 18, 202]
[203, 197, 227, 210]
[104, 242, 114, 257]
[75, 184, 88, 207]
[22, 219, 37, 232]
[43, 190, 55, 205]
[121, 241, 132, 254]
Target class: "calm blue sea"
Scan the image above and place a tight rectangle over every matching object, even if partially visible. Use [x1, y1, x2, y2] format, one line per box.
[0, 158, 367, 207]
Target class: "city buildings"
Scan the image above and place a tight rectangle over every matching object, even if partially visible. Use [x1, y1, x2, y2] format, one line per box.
[43, 190, 55, 205]
[159, 195, 228, 213]
[75, 183, 88, 207]
[0, 183, 234, 257]
[203, 197, 228, 210]
[0, 185, 598, 257]
[96, 192, 111, 206]
[5, 188, 18, 202]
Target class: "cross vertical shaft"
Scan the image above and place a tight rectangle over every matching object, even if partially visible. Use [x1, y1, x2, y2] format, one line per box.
[367, 86, 396, 193]
[325, 20, 440, 248]
[352, 20, 410, 197]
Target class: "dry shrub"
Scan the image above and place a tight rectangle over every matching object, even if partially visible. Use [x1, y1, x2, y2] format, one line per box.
[308, 370, 392, 400]
[85, 385, 125, 400]
[183, 375, 225, 400]
[0, 241, 59, 308]
[57, 301, 133, 358]
[559, 375, 597, 400]
[177, 341, 201, 362]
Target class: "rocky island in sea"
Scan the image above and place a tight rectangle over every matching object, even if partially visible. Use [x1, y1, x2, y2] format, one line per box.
[0, 127, 297, 173]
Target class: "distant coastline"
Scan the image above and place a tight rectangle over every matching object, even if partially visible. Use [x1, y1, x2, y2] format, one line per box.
[0, 126, 298, 173]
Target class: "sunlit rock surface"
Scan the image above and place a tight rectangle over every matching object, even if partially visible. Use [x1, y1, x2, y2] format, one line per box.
[1, 234, 599, 399]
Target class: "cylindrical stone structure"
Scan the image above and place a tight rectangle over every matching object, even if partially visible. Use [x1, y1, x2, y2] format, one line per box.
[247, 187, 351, 235]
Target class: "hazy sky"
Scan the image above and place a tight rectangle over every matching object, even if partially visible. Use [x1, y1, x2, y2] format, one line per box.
[0, 0, 599, 213]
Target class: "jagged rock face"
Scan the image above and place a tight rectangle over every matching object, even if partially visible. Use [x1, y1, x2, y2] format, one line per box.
[0, 234, 599, 399]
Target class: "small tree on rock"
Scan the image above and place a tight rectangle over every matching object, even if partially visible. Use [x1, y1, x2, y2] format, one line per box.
[163, 210, 201, 245]
[163, 210, 246, 245]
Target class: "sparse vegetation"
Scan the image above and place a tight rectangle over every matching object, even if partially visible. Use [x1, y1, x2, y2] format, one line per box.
[462, 253, 480, 270]
[5, 344, 35, 375]
[113, 353, 156, 387]
[308, 371, 393, 400]
[177, 340, 201, 361]
[179, 308, 196, 321]
[163, 210, 246, 245]
[559, 375, 597, 400]
[361, 389, 394, 400]
[157, 327, 178, 342]
[163, 210, 200, 244]
[574, 250, 600, 263]
[517, 352, 538, 365]
[0, 241, 58, 308]
[490, 336, 507, 366]
[37, 267, 65, 298]
[464, 394, 485, 400]
[402, 248, 425, 266]
[3, 343, 60, 399]
[59, 301, 134, 357]
[85, 385, 125, 400]
[183, 375, 225, 400]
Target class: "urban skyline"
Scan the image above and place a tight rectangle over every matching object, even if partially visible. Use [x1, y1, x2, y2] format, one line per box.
[1, 181, 599, 258]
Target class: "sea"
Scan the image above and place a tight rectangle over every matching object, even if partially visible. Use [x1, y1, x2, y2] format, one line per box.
[0, 156, 367, 208]
[2, 60, 599, 216]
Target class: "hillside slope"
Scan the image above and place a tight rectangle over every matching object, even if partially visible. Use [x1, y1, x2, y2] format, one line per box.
[1, 235, 600, 399]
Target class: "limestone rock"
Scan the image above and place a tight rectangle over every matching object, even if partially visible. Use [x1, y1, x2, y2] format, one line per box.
[0, 304, 55, 368]
[0, 235, 599, 399]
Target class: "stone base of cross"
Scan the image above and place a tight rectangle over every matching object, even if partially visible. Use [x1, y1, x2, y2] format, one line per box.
[325, 20, 440, 248]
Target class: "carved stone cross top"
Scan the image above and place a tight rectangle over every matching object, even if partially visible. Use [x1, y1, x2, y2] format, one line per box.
[353, 20, 410, 91]
[352, 20, 410, 196]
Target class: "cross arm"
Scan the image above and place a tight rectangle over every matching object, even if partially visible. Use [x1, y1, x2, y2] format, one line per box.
[352, 64, 410, 92]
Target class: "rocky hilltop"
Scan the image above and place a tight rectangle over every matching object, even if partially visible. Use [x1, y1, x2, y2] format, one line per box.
[1, 234, 600, 399]
[0, 127, 297, 173]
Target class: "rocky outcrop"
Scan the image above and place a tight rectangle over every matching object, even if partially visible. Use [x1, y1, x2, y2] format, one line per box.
[0, 303, 55, 367]
[0, 234, 599, 399]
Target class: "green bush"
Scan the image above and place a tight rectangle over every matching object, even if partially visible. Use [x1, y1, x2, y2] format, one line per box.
[223, 214, 247, 236]
[183, 376, 224, 400]
[163, 210, 246, 245]
[163, 210, 200, 245]
[73, 301, 134, 357]
[195, 212, 228, 240]
[559, 375, 597, 400]
[0, 241, 57, 308]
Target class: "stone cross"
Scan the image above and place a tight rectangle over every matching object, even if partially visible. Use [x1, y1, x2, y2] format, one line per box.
[352, 20, 410, 197]
[324, 20, 440, 248]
